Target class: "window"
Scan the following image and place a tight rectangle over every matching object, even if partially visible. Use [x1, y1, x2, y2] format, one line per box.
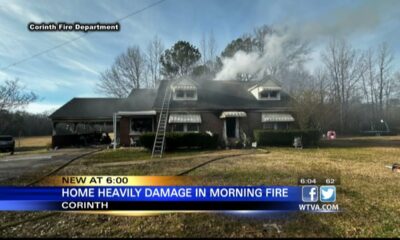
[171, 123, 200, 132]
[131, 118, 153, 133]
[176, 90, 185, 98]
[172, 123, 185, 132]
[187, 123, 199, 132]
[174, 89, 197, 100]
[186, 90, 195, 98]
[269, 91, 278, 98]
[262, 122, 289, 130]
[263, 123, 275, 130]
[259, 90, 280, 100]
[260, 90, 270, 98]
[276, 122, 289, 130]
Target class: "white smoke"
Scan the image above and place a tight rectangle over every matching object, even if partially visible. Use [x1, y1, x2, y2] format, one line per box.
[214, 51, 260, 80]
[214, 31, 302, 80]
[214, 0, 400, 81]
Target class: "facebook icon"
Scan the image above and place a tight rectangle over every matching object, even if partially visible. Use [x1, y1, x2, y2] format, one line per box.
[302, 186, 318, 202]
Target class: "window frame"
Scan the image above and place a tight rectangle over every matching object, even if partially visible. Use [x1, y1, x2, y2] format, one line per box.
[171, 123, 200, 133]
[262, 122, 289, 130]
[173, 89, 198, 101]
[258, 89, 280, 100]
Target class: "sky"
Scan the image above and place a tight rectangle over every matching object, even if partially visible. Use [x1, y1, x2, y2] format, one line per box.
[0, 0, 399, 113]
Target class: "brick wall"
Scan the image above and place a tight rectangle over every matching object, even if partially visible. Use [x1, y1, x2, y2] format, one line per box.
[200, 111, 263, 141]
[245, 112, 263, 138]
[119, 117, 130, 146]
[200, 112, 223, 137]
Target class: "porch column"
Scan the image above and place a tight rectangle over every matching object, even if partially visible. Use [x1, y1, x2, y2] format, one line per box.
[113, 113, 117, 150]
[52, 122, 58, 136]
[222, 119, 227, 144]
[235, 117, 239, 138]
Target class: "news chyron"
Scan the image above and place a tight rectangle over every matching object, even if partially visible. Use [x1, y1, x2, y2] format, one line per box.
[0, 176, 340, 214]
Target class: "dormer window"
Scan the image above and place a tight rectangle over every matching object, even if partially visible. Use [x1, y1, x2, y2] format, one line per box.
[259, 89, 280, 100]
[186, 90, 195, 98]
[269, 91, 278, 98]
[176, 90, 185, 98]
[171, 78, 198, 101]
[173, 89, 197, 100]
[248, 80, 282, 101]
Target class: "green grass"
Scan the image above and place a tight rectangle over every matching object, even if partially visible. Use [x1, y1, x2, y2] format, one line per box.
[1, 137, 400, 237]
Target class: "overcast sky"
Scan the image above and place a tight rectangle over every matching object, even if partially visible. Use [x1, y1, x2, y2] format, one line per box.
[0, 0, 399, 113]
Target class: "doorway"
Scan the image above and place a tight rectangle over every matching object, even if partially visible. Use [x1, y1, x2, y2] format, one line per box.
[226, 118, 236, 138]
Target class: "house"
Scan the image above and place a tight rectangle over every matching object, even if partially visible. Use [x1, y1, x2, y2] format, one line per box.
[49, 78, 296, 147]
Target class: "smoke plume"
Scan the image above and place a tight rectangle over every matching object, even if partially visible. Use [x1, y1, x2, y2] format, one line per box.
[214, 0, 399, 81]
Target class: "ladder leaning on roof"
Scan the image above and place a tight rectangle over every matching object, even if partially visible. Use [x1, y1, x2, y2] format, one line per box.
[151, 85, 172, 158]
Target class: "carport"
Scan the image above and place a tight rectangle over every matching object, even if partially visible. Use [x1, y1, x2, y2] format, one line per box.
[49, 98, 124, 147]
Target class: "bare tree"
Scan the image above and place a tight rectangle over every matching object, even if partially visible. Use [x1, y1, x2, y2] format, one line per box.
[361, 48, 379, 121]
[0, 79, 37, 111]
[253, 25, 274, 53]
[200, 32, 207, 66]
[360, 43, 395, 125]
[289, 73, 336, 131]
[322, 39, 366, 133]
[377, 42, 394, 116]
[147, 35, 164, 87]
[195, 31, 218, 79]
[0, 79, 38, 134]
[97, 46, 147, 97]
[313, 68, 329, 104]
[207, 30, 217, 67]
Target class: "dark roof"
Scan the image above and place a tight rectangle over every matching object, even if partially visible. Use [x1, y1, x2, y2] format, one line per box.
[50, 89, 157, 120]
[49, 98, 124, 120]
[120, 89, 157, 111]
[153, 80, 292, 111]
[50, 80, 292, 120]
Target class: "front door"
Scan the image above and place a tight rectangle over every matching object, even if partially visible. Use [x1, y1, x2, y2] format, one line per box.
[226, 118, 236, 138]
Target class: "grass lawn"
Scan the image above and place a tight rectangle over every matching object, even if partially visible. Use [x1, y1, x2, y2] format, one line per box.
[1, 136, 399, 237]
[14, 136, 52, 148]
[85, 147, 218, 164]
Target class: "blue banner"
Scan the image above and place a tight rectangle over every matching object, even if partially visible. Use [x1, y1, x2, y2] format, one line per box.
[0, 186, 305, 211]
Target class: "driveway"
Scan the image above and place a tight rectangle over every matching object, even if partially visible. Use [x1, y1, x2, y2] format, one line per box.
[0, 148, 98, 183]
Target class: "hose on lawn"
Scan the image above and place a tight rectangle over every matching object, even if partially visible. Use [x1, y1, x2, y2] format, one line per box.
[176, 153, 252, 176]
[26, 148, 103, 186]
[0, 149, 266, 232]
[0, 148, 103, 232]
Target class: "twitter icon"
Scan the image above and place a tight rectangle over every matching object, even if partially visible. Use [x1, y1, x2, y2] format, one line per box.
[320, 186, 336, 202]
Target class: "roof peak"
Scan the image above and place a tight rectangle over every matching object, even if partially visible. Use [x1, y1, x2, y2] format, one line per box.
[248, 79, 282, 91]
[171, 77, 198, 87]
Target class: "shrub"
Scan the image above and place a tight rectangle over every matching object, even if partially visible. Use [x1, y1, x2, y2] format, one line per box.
[254, 129, 320, 147]
[139, 132, 219, 151]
